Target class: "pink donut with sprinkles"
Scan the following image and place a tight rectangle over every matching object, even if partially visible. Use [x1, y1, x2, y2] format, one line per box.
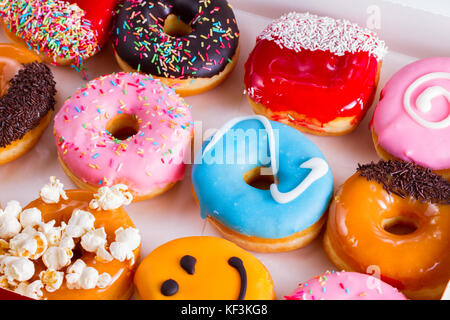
[54, 72, 194, 201]
[285, 271, 407, 300]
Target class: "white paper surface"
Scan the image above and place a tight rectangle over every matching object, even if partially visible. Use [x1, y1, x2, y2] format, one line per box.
[0, 0, 443, 299]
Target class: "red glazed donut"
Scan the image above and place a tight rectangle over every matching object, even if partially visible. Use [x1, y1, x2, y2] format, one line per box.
[244, 12, 387, 136]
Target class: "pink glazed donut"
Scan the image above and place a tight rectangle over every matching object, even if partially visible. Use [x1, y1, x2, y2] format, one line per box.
[371, 57, 450, 179]
[285, 271, 407, 300]
[54, 72, 194, 201]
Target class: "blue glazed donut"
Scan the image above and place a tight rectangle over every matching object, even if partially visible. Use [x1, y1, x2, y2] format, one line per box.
[192, 116, 334, 252]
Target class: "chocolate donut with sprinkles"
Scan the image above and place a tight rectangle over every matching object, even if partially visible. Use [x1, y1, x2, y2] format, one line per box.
[113, 0, 240, 96]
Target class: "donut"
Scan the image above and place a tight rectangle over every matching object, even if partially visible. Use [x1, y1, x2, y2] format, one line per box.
[112, 0, 240, 96]
[1, 0, 118, 72]
[324, 160, 450, 300]
[285, 271, 407, 300]
[134, 236, 275, 300]
[192, 116, 334, 252]
[244, 12, 387, 136]
[0, 177, 141, 300]
[0, 43, 56, 165]
[371, 57, 450, 179]
[53, 72, 193, 201]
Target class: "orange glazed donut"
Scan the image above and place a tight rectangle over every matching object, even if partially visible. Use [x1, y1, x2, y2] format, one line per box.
[324, 160, 450, 300]
[0, 177, 141, 300]
[0, 43, 56, 165]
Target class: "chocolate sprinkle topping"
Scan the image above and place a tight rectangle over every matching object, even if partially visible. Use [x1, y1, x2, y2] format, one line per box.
[0, 62, 56, 148]
[357, 160, 450, 204]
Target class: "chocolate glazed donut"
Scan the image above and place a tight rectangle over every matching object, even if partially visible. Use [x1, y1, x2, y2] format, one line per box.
[112, 0, 240, 95]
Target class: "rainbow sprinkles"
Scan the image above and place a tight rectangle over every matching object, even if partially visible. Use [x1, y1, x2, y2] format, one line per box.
[0, 0, 99, 72]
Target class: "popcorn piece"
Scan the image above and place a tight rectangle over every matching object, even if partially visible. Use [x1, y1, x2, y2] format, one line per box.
[89, 184, 133, 211]
[9, 229, 48, 259]
[40, 269, 64, 292]
[109, 227, 141, 265]
[15, 280, 43, 300]
[19, 208, 42, 228]
[0, 255, 35, 282]
[42, 246, 73, 271]
[39, 176, 68, 204]
[65, 259, 112, 290]
[0, 201, 22, 239]
[38, 220, 66, 246]
[65, 209, 95, 238]
[81, 228, 113, 262]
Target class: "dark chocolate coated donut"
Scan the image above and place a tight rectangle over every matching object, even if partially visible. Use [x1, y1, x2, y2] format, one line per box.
[113, 0, 239, 79]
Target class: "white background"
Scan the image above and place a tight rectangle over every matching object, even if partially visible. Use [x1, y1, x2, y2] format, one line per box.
[0, 0, 447, 298]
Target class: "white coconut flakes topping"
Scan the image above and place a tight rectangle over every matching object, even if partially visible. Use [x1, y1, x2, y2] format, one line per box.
[257, 12, 387, 60]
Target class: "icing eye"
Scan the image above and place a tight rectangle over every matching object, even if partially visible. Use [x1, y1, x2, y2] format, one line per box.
[161, 279, 179, 296]
[180, 255, 196, 275]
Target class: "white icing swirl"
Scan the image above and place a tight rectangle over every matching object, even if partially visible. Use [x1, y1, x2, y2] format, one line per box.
[404, 72, 450, 129]
[202, 116, 329, 204]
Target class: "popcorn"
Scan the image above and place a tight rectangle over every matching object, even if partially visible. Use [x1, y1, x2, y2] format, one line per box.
[65, 259, 112, 290]
[65, 209, 95, 238]
[9, 228, 48, 259]
[42, 246, 73, 271]
[38, 220, 66, 246]
[15, 280, 43, 300]
[109, 227, 141, 265]
[81, 228, 113, 262]
[89, 184, 133, 211]
[39, 176, 68, 204]
[19, 208, 42, 228]
[0, 255, 35, 282]
[0, 201, 22, 239]
[40, 269, 64, 292]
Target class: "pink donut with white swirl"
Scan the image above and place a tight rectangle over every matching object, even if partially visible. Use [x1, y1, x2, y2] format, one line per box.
[54, 72, 193, 201]
[285, 271, 407, 300]
[371, 57, 450, 178]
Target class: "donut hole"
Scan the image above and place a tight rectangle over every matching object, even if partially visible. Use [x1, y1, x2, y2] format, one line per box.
[244, 166, 275, 190]
[163, 14, 193, 37]
[106, 113, 139, 141]
[382, 216, 419, 235]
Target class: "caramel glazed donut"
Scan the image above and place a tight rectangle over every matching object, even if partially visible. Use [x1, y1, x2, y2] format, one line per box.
[112, 0, 240, 96]
[0, 44, 56, 165]
[0, 177, 141, 300]
[324, 160, 450, 300]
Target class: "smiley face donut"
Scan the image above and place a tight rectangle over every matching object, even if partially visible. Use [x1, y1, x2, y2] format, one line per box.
[285, 271, 407, 300]
[134, 236, 275, 300]
[0, 177, 141, 300]
[371, 57, 450, 179]
[244, 12, 387, 135]
[192, 116, 334, 252]
[324, 160, 450, 300]
[1, 0, 118, 72]
[54, 72, 193, 201]
[0, 44, 56, 165]
[113, 0, 240, 96]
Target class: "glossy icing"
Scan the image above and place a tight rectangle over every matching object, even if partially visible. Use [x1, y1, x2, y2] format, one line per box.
[113, 0, 239, 79]
[54, 72, 193, 196]
[134, 236, 274, 300]
[24, 190, 139, 300]
[326, 173, 450, 295]
[286, 271, 407, 300]
[372, 57, 450, 170]
[244, 12, 385, 128]
[192, 117, 334, 239]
